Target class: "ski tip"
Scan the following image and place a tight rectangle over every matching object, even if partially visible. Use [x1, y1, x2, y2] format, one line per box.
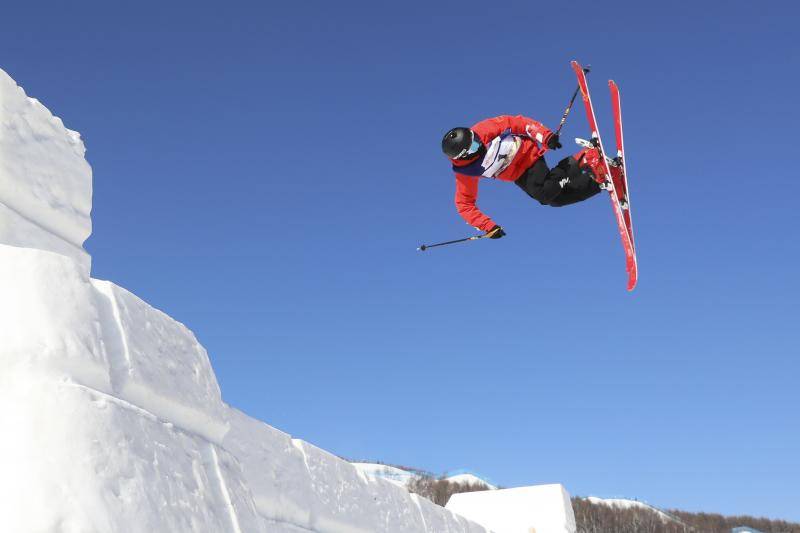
[571, 60, 590, 73]
[626, 268, 638, 291]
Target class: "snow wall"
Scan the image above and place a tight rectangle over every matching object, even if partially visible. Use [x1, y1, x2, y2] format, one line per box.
[0, 67, 575, 533]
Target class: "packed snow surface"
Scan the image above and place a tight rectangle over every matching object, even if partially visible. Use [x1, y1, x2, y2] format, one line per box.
[0, 68, 91, 274]
[0, 233, 495, 533]
[352, 463, 419, 487]
[447, 485, 576, 533]
[0, 66, 503, 532]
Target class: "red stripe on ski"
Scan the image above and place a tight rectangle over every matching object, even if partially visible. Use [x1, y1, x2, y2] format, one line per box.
[571, 61, 638, 291]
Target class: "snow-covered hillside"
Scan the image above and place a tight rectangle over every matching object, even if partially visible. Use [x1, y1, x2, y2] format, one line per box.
[353, 463, 498, 490]
[0, 67, 576, 533]
[584, 496, 680, 524]
[445, 471, 498, 490]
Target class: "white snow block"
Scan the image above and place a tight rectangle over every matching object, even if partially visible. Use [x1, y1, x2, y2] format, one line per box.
[0, 242, 491, 532]
[446, 484, 577, 533]
[293, 439, 428, 532]
[226, 409, 428, 533]
[0, 245, 111, 391]
[413, 494, 489, 533]
[224, 409, 492, 533]
[93, 280, 229, 443]
[223, 408, 318, 526]
[0, 373, 263, 533]
[0, 68, 92, 273]
[0, 201, 89, 272]
[0, 245, 228, 442]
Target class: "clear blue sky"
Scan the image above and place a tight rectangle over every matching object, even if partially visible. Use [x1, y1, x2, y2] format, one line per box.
[3, 0, 798, 521]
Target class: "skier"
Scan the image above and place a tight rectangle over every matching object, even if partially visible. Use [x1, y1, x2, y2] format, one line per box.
[441, 115, 607, 239]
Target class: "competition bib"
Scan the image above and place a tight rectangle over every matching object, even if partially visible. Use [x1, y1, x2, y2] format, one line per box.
[482, 134, 522, 177]
[451, 130, 522, 179]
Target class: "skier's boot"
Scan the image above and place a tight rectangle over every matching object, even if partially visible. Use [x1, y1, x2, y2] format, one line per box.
[573, 147, 610, 187]
[575, 147, 608, 182]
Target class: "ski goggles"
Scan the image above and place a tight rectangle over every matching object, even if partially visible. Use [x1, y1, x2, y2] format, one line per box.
[454, 133, 482, 159]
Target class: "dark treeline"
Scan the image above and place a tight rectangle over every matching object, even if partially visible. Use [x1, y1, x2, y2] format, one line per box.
[573, 497, 800, 533]
[670, 509, 800, 533]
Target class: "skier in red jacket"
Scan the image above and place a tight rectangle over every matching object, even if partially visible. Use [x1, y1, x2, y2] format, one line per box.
[442, 115, 606, 239]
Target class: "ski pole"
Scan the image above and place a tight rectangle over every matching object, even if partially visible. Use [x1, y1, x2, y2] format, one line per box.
[418, 234, 487, 252]
[555, 65, 590, 136]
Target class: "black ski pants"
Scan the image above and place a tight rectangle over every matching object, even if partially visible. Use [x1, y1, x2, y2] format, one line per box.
[515, 156, 602, 207]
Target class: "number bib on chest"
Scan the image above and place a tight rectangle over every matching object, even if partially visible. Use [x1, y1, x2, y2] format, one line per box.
[451, 131, 522, 179]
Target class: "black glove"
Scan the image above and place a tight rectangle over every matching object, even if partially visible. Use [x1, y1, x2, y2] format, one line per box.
[485, 225, 506, 239]
[546, 133, 562, 150]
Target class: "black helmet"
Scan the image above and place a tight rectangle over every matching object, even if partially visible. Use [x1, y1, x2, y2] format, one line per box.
[442, 127, 480, 159]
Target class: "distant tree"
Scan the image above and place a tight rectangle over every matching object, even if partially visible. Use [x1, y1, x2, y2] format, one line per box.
[571, 497, 688, 533]
[407, 474, 491, 507]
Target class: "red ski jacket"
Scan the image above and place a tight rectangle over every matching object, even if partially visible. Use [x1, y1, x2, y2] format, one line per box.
[451, 115, 552, 231]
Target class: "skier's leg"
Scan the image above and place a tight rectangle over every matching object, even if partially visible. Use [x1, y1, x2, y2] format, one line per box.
[549, 180, 602, 206]
[515, 158, 563, 206]
[547, 155, 602, 207]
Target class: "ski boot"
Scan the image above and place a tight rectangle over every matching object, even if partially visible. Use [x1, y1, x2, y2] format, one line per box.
[573, 144, 610, 187]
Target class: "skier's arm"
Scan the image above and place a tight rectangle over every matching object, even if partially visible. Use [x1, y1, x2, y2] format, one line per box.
[454, 174, 496, 232]
[473, 115, 553, 144]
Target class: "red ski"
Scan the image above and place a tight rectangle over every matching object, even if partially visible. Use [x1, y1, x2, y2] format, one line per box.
[570, 60, 638, 291]
[609, 80, 636, 256]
